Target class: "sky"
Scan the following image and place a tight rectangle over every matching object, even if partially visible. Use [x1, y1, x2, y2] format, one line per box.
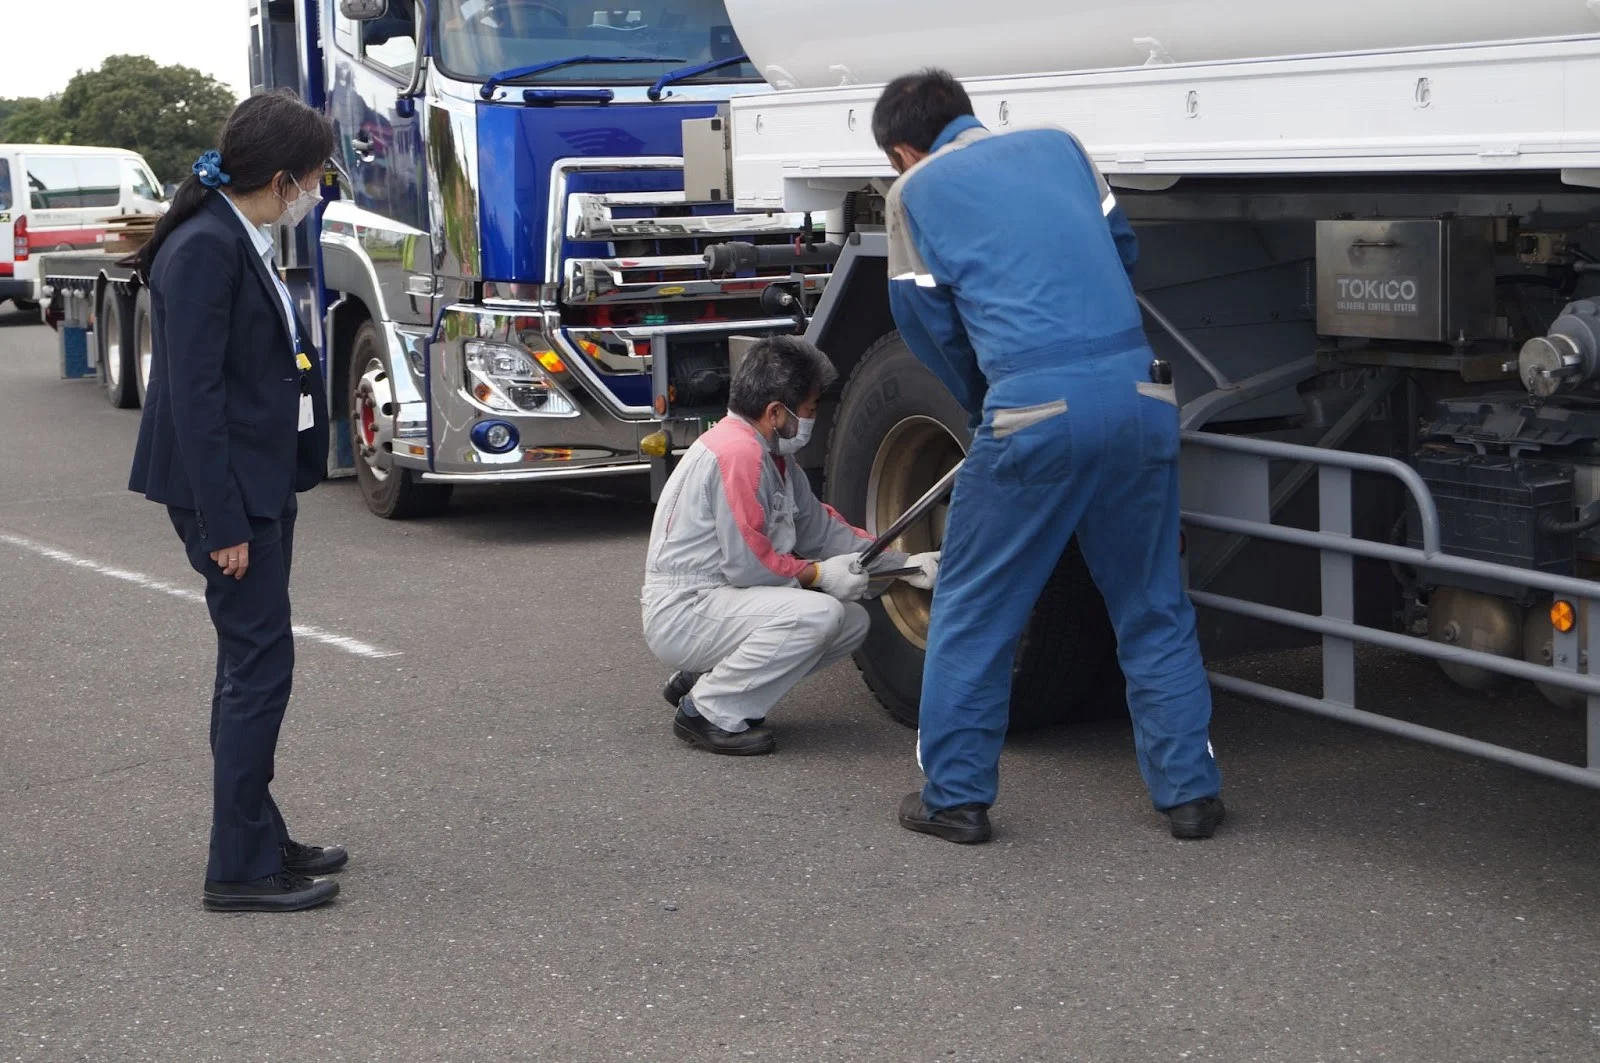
[1, 0, 252, 100]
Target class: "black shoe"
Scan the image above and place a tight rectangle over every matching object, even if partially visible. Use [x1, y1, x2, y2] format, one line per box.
[281, 839, 349, 875]
[673, 706, 775, 756]
[897, 792, 992, 844]
[1165, 796, 1225, 839]
[203, 871, 339, 913]
[662, 671, 701, 707]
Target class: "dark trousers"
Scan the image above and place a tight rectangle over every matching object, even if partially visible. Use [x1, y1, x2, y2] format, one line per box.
[169, 496, 297, 882]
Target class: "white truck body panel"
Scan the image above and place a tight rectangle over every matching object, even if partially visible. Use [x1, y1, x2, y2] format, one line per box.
[727, 0, 1600, 90]
[725, 36, 1600, 211]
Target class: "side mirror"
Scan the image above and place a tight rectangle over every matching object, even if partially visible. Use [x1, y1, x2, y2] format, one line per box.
[340, 0, 388, 20]
[162, 182, 180, 201]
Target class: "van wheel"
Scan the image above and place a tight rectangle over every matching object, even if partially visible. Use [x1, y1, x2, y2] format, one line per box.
[348, 319, 452, 519]
[13, 298, 40, 316]
[98, 286, 139, 409]
[132, 289, 154, 406]
[823, 332, 1124, 732]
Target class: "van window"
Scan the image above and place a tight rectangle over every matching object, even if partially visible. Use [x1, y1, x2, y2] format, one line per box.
[123, 158, 160, 202]
[25, 155, 123, 209]
[78, 157, 120, 208]
[26, 156, 80, 208]
[0, 158, 11, 212]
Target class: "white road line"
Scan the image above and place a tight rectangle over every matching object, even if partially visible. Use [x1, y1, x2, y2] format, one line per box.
[0, 532, 402, 660]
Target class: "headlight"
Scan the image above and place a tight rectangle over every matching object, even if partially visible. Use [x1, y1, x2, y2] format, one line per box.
[464, 340, 577, 416]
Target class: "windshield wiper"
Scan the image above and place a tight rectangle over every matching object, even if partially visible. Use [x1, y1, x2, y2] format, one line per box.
[480, 55, 686, 100]
[647, 53, 751, 101]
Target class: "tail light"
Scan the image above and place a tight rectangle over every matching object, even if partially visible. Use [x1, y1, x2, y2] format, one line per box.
[13, 215, 28, 261]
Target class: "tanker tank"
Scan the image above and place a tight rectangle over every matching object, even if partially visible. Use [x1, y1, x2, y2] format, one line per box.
[725, 0, 1600, 89]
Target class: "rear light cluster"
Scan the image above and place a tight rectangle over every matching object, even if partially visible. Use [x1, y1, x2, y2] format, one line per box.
[13, 215, 28, 261]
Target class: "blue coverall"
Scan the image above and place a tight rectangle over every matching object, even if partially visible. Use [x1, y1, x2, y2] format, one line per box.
[887, 115, 1221, 813]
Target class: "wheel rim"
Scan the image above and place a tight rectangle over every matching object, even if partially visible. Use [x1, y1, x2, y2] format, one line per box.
[104, 302, 122, 388]
[136, 310, 153, 394]
[865, 415, 966, 649]
[353, 356, 395, 481]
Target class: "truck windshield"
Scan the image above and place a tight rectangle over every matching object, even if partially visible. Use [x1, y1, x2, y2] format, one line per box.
[435, 0, 757, 85]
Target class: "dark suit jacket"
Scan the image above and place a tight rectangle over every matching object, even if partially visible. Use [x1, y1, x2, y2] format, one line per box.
[128, 193, 329, 549]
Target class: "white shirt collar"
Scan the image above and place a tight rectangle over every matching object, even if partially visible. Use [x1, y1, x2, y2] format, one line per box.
[219, 190, 297, 348]
[219, 191, 275, 263]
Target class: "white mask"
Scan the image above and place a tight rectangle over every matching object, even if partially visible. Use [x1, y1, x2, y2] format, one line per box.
[773, 406, 814, 457]
[278, 176, 319, 227]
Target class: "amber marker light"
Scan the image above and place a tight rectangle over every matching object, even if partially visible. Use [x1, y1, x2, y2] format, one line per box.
[536, 350, 567, 374]
[1551, 600, 1577, 633]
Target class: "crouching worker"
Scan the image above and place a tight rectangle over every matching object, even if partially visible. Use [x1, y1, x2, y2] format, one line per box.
[642, 336, 939, 755]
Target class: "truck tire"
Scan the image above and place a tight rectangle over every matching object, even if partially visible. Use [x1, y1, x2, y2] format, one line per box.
[132, 289, 154, 407]
[348, 319, 452, 519]
[98, 286, 139, 409]
[823, 332, 1124, 732]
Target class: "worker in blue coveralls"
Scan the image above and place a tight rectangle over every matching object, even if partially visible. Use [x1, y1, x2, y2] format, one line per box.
[874, 68, 1224, 845]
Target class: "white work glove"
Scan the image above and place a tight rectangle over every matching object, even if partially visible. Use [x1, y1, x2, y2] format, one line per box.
[812, 553, 870, 602]
[902, 551, 940, 590]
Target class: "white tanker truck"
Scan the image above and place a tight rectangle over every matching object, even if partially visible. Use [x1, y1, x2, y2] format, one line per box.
[638, 0, 1600, 787]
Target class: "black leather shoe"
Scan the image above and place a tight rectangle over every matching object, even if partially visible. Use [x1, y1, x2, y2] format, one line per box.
[897, 792, 992, 844]
[203, 871, 339, 913]
[1165, 796, 1225, 839]
[282, 840, 349, 875]
[662, 671, 702, 707]
[673, 706, 775, 755]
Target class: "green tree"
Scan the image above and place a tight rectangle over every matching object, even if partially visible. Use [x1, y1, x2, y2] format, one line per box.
[57, 55, 238, 183]
[0, 96, 70, 143]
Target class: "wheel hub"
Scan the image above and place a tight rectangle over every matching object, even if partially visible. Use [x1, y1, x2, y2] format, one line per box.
[104, 310, 121, 387]
[865, 415, 966, 649]
[353, 359, 396, 480]
[136, 313, 152, 394]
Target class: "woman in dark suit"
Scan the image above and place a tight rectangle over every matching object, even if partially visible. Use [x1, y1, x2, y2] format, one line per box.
[128, 92, 341, 913]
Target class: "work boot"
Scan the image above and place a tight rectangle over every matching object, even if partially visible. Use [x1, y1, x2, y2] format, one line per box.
[1165, 796, 1226, 839]
[662, 671, 701, 707]
[203, 871, 339, 913]
[673, 704, 775, 756]
[896, 792, 992, 844]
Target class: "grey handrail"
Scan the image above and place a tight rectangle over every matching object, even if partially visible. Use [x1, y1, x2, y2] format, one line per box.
[1181, 429, 1443, 557]
[1137, 294, 1234, 391]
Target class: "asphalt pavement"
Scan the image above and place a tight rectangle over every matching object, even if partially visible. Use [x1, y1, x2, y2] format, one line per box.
[2, 308, 1598, 1062]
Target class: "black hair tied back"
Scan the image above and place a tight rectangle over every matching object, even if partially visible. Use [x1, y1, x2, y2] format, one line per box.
[126, 90, 335, 277]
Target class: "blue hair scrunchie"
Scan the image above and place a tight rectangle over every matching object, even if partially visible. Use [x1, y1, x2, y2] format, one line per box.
[192, 150, 231, 189]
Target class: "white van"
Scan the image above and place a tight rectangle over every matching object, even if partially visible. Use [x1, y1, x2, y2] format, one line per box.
[0, 144, 167, 311]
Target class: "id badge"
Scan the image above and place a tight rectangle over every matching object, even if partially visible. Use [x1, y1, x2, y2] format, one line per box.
[295, 349, 315, 431]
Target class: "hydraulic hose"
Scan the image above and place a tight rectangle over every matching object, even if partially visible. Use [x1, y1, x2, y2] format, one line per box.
[1540, 503, 1600, 535]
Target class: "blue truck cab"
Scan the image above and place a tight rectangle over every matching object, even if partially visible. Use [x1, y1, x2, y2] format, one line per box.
[251, 0, 819, 517]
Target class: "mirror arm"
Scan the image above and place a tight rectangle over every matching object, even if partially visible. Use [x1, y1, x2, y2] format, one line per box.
[400, 0, 430, 100]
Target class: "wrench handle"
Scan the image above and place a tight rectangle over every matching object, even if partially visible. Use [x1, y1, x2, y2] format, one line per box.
[857, 461, 963, 568]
